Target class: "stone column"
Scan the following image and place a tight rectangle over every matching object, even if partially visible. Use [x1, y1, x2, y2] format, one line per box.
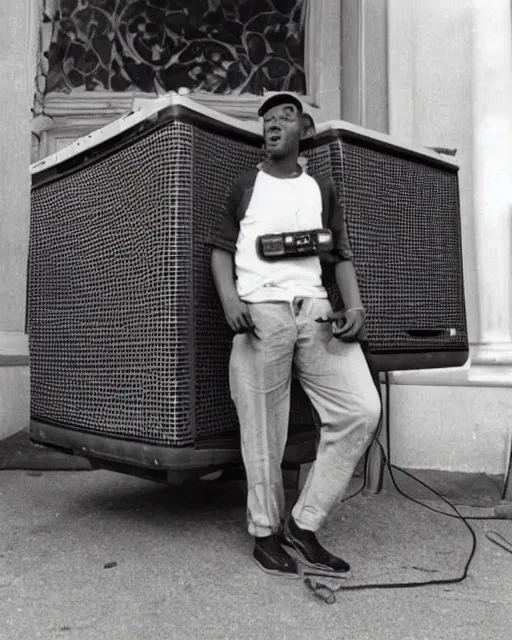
[469, 0, 512, 378]
[0, 0, 35, 439]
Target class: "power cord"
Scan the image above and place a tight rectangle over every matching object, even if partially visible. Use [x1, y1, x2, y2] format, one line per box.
[302, 365, 511, 605]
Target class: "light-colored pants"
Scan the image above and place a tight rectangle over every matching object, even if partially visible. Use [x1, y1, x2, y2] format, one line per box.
[229, 297, 381, 537]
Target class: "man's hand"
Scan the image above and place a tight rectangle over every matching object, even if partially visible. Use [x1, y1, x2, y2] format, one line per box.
[315, 308, 366, 341]
[222, 295, 258, 337]
[211, 249, 258, 338]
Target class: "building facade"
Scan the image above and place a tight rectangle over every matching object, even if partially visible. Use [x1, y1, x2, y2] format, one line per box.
[1, 0, 511, 479]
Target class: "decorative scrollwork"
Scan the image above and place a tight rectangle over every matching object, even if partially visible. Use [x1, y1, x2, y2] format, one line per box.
[42, 0, 306, 96]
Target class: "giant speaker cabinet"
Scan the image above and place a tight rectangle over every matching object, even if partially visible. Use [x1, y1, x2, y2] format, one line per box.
[28, 95, 468, 481]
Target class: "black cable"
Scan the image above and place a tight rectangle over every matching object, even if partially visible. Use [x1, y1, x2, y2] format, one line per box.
[501, 441, 512, 501]
[384, 461, 500, 521]
[304, 438, 478, 601]
[385, 370, 391, 465]
[302, 359, 482, 603]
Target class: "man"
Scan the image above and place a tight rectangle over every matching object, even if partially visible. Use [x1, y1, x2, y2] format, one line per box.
[209, 92, 381, 578]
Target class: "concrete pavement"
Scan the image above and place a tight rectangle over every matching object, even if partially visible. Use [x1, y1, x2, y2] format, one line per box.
[0, 467, 511, 640]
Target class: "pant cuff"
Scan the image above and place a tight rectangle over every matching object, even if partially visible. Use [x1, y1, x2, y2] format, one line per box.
[249, 523, 278, 537]
[291, 508, 324, 533]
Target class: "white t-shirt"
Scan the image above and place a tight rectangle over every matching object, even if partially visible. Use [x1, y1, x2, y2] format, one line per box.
[235, 170, 328, 303]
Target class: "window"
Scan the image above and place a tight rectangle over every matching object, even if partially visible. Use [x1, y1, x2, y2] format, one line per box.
[44, 0, 307, 96]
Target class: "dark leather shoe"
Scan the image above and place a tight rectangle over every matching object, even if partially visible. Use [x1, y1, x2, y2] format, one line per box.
[282, 518, 351, 574]
[253, 535, 300, 579]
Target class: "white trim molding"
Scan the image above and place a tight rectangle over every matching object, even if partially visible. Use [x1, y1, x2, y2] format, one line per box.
[472, 343, 512, 367]
[39, 89, 319, 122]
[387, 343, 512, 389]
[0, 332, 29, 367]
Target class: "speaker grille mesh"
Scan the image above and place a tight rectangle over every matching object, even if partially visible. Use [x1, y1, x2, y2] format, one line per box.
[30, 122, 195, 447]
[337, 141, 466, 351]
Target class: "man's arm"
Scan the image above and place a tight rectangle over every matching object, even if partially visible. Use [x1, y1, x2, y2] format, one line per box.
[211, 247, 255, 333]
[317, 180, 366, 340]
[211, 247, 238, 306]
[334, 260, 364, 311]
[320, 260, 366, 341]
[209, 173, 256, 334]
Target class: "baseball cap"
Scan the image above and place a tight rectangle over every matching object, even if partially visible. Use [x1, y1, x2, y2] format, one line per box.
[257, 92, 304, 117]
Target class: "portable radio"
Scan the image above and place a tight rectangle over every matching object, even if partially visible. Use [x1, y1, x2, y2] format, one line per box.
[256, 228, 333, 260]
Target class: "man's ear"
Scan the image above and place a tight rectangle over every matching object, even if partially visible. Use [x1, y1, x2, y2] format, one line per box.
[300, 113, 316, 140]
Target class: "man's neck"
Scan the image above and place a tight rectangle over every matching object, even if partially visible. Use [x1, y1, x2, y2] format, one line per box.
[261, 156, 302, 179]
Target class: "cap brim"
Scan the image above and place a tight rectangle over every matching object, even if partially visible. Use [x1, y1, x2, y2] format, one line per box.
[257, 93, 304, 117]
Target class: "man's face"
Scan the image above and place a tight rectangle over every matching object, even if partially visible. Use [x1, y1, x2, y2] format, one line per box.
[262, 103, 302, 158]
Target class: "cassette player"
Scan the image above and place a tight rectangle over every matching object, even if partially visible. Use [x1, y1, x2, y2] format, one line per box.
[256, 228, 333, 261]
